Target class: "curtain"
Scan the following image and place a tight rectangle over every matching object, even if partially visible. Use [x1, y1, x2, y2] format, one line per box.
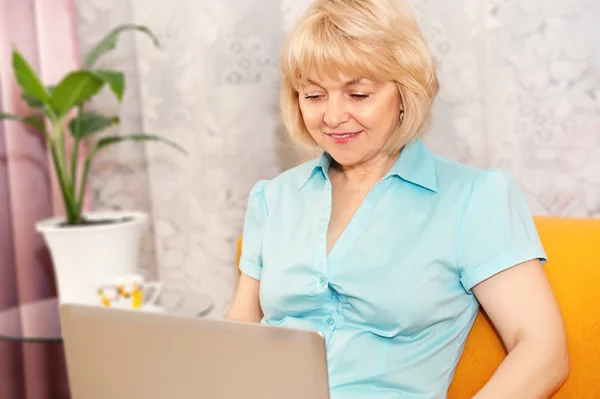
[73, 0, 600, 317]
[0, 0, 80, 397]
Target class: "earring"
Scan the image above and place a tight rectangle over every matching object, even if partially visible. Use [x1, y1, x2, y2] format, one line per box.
[400, 110, 405, 123]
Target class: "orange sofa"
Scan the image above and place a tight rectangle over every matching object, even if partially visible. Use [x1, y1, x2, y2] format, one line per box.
[235, 216, 600, 397]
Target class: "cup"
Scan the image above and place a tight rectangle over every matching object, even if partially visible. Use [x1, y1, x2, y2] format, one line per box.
[97, 274, 162, 310]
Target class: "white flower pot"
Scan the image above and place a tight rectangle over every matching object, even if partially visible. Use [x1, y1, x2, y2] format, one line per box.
[36, 211, 148, 306]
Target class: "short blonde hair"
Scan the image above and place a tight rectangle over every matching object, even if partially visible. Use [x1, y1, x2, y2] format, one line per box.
[280, 0, 439, 153]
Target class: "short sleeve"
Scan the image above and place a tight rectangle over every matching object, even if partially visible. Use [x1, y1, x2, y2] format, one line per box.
[239, 180, 269, 281]
[457, 169, 547, 292]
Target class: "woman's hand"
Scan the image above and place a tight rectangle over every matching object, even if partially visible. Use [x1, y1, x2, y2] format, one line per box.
[472, 259, 569, 398]
[225, 273, 263, 323]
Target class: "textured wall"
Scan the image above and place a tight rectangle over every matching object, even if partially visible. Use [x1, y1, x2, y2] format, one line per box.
[74, 0, 600, 316]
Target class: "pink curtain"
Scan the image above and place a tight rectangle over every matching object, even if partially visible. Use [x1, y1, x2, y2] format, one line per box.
[0, 0, 83, 397]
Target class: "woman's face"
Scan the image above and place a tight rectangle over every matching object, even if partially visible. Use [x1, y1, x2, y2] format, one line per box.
[298, 73, 402, 167]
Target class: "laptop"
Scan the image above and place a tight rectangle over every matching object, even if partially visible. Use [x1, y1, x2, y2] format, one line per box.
[59, 303, 330, 399]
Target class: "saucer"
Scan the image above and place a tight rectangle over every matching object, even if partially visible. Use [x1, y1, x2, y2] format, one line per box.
[103, 304, 166, 313]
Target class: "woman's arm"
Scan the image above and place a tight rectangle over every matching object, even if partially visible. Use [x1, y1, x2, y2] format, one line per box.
[472, 259, 570, 399]
[225, 274, 263, 323]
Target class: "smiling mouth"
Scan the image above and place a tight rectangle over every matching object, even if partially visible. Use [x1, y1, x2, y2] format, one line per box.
[327, 131, 362, 139]
[325, 130, 363, 144]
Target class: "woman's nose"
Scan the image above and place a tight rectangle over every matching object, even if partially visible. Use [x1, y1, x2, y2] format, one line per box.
[323, 97, 349, 127]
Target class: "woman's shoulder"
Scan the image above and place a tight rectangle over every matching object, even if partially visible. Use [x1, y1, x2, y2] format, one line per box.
[248, 155, 324, 197]
[430, 150, 522, 196]
[426, 152, 533, 227]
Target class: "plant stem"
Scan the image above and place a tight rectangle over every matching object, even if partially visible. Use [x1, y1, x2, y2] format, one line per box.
[53, 121, 66, 176]
[70, 105, 83, 204]
[48, 137, 78, 224]
[51, 120, 79, 224]
[76, 151, 93, 218]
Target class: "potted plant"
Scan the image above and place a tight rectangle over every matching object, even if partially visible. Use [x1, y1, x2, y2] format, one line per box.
[0, 24, 186, 305]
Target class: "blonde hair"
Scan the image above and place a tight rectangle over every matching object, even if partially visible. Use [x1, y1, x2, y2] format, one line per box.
[280, 0, 439, 153]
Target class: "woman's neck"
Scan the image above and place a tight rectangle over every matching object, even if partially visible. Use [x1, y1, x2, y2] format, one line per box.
[330, 150, 400, 188]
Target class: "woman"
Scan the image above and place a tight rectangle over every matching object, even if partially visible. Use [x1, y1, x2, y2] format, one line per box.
[227, 0, 569, 397]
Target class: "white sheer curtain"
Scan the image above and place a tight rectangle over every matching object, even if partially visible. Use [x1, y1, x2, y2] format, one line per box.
[74, 0, 600, 315]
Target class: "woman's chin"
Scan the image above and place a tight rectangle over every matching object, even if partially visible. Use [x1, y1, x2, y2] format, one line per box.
[326, 149, 368, 168]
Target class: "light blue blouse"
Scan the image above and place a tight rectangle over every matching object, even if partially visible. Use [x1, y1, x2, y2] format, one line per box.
[239, 138, 547, 398]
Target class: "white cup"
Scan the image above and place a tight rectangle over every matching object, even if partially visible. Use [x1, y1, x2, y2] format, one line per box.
[97, 274, 162, 311]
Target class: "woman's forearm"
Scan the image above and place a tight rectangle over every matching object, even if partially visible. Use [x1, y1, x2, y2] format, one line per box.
[473, 338, 569, 399]
[226, 274, 263, 323]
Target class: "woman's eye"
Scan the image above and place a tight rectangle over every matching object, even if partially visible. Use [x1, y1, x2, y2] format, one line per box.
[351, 93, 370, 100]
[304, 94, 322, 101]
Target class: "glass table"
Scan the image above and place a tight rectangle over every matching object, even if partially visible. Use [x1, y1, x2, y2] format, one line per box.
[0, 290, 215, 342]
[0, 290, 214, 398]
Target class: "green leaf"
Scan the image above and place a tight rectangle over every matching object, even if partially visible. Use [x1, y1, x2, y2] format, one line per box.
[22, 93, 44, 108]
[0, 112, 46, 132]
[94, 133, 188, 156]
[11, 50, 52, 107]
[83, 24, 160, 69]
[69, 112, 119, 139]
[22, 85, 55, 109]
[51, 71, 104, 116]
[22, 115, 46, 132]
[91, 70, 125, 102]
[0, 112, 22, 122]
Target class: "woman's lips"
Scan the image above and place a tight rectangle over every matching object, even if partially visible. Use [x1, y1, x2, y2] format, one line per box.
[326, 130, 363, 144]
